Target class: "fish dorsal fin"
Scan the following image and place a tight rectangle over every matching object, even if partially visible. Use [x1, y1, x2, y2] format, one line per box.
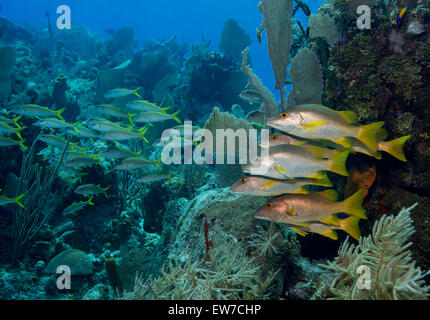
[290, 227, 308, 237]
[318, 189, 338, 201]
[321, 214, 340, 226]
[318, 230, 339, 240]
[306, 145, 327, 159]
[260, 179, 278, 190]
[338, 111, 358, 124]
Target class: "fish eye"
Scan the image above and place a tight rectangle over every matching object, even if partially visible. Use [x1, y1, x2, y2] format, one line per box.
[280, 112, 288, 118]
[265, 202, 273, 208]
[240, 178, 247, 184]
[271, 135, 277, 140]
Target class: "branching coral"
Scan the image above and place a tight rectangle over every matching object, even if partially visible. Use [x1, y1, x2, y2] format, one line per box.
[321, 204, 430, 300]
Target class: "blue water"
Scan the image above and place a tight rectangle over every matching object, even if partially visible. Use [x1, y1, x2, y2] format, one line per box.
[1, 0, 320, 93]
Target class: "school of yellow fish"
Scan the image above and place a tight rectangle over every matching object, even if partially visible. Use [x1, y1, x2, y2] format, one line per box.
[231, 103, 410, 240]
[0, 87, 182, 215]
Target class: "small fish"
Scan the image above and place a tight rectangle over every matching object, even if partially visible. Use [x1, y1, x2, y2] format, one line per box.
[63, 157, 101, 168]
[230, 174, 332, 196]
[13, 105, 66, 120]
[85, 118, 132, 133]
[267, 105, 384, 151]
[239, 89, 264, 105]
[104, 88, 141, 99]
[0, 136, 27, 150]
[134, 110, 181, 124]
[153, 136, 199, 148]
[136, 172, 173, 183]
[64, 152, 100, 161]
[114, 157, 162, 170]
[64, 126, 99, 139]
[286, 216, 361, 240]
[39, 134, 87, 152]
[98, 104, 136, 125]
[0, 193, 25, 208]
[255, 189, 366, 226]
[35, 118, 79, 131]
[243, 144, 349, 179]
[74, 184, 110, 198]
[101, 147, 141, 159]
[113, 59, 132, 70]
[62, 196, 94, 216]
[126, 100, 171, 113]
[0, 115, 23, 128]
[98, 127, 149, 143]
[246, 110, 265, 123]
[396, 7, 407, 25]
[0, 123, 26, 140]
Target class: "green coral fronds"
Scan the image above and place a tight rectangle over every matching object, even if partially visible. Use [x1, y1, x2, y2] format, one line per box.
[322, 203, 430, 300]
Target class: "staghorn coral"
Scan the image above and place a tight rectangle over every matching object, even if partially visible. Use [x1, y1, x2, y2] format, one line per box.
[321, 204, 430, 300]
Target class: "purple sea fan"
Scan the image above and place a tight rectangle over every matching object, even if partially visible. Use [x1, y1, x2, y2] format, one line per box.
[389, 30, 404, 53]
[407, 21, 425, 35]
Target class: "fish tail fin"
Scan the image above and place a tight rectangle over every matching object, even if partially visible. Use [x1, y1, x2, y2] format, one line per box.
[172, 110, 181, 124]
[134, 87, 142, 97]
[128, 114, 136, 126]
[340, 189, 367, 219]
[318, 230, 338, 240]
[19, 140, 27, 151]
[380, 135, 410, 162]
[13, 115, 23, 126]
[139, 127, 149, 143]
[88, 195, 95, 206]
[72, 122, 80, 133]
[166, 171, 174, 180]
[154, 157, 163, 169]
[328, 150, 349, 176]
[357, 121, 385, 151]
[311, 173, 333, 187]
[339, 216, 361, 240]
[14, 194, 25, 208]
[56, 108, 66, 121]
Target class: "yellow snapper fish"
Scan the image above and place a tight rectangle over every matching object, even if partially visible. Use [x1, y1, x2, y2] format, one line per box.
[74, 184, 109, 198]
[98, 104, 136, 125]
[242, 144, 349, 179]
[98, 127, 149, 143]
[35, 118, 79, 132]
[63, 157, 101, 168]
[0, 191, 24, 208]
[230, 174, 333, 196]
[286, 216, 361, 240]
[13, 105, 66, 120]
[114, 157, 162, 170]
[0, 136, 27, 150]
[64, 126, 99, 139]
[62, 196, 94, 216]
[39, 134, 87, 152]
[255, 189, 367, 227]
[136, 172, 173, 183]
[267, 104, 384, 151]
[0, 122, 26, 140]
[104, 88, 141, 99]
[126, 100, 171, 113]
[101, 146, 141, 159]
[260, 133, 338, 158]
[134, 110, 181, 124]
[85, 118, 132, 133]
[0, 115, 23, 127]
[64, 151, 100, 162]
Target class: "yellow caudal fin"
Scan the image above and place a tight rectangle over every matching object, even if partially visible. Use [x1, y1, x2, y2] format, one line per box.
[56, 108, 66, 121]
[172, 110, 181, 124]
[338, 111, 358, 124]
[14, 194, 25, 208]
[379, 135, 410, 162]
[328, 150, 349, 176]
[290, 227, 308, 237]
[87, 195, 95, 206]
[318, 230, 339, 240]
[139, 127, 149, 143]
[18, 140, 27, 151]
[357, 121, 385, 151]
[133, 87, 142, 97]
[128, 113, 136, 126]
[311, 174, 333, 187]
[340, 189, 367, 219]
[339, 216, 361, 240]
[154, 158, 163, 169]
